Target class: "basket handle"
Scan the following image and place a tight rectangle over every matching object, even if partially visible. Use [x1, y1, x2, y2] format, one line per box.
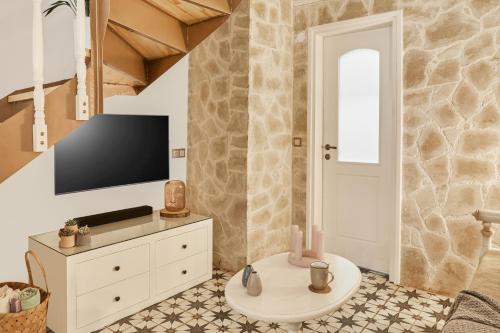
[25, 250, 49, 293]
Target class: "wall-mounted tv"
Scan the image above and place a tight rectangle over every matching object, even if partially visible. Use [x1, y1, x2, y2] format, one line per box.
[55, 114, 169, 194]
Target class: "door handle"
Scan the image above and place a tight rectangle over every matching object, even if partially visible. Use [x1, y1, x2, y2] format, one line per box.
[325, 144, 337, 150]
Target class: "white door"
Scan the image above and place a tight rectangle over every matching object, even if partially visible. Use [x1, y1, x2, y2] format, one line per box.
[322, 26, 395, 273]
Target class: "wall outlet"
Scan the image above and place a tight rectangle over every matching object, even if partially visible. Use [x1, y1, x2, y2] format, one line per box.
[172, 148, 186, 158]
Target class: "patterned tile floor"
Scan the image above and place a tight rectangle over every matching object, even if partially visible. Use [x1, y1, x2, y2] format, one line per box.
[70, 268, 453, 333]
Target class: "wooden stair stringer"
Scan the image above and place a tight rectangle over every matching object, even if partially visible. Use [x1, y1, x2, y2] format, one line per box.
[0, 67, 95, 183]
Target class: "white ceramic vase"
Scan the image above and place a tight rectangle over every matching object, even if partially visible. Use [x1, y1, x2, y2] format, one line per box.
[246, 271, 262, 296]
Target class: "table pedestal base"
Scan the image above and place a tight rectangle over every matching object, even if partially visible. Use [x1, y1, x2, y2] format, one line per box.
[287, 322, 302, 333]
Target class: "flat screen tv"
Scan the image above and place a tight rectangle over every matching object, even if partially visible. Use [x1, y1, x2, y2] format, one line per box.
[55, 114, 169, 194]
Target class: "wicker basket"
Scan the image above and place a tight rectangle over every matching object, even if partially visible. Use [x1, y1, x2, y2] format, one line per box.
[0, 251, 50, 333]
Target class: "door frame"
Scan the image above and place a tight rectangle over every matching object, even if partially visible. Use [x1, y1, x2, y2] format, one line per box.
[306, 11, 403, 283]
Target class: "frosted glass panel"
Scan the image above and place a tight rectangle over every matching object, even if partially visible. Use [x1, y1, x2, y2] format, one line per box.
[338, 49, 380, 163]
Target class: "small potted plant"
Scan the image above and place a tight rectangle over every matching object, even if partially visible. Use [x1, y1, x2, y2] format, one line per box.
[76, 225, 91, 246]
[64, 219, 79, 233]
[59, 229, 76, 248]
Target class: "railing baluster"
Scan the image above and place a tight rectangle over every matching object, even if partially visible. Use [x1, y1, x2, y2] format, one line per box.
[32, 0, 47, 152]
[75, 0, 89, 120]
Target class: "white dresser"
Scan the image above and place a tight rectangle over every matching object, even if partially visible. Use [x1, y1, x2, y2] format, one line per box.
[28, 212, 213, 333]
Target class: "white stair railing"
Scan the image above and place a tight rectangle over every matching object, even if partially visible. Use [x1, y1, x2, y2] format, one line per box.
[32, 0, 48, 152]
[473, 209, 500, 258]
[75, 0, 89, 120]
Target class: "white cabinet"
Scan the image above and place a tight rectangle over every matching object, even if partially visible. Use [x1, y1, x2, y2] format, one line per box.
[28, 213, 212, 333]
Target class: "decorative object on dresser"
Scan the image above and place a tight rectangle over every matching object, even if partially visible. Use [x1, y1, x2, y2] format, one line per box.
[0, 251, 50, 333]
[59, 228, 76, 248]
[28, 211, 213, 333]
[160, 180, 190, 218]
[64, 218, 79, 233]
[76, 225, 91, 246]
[288, 224, 325, 268]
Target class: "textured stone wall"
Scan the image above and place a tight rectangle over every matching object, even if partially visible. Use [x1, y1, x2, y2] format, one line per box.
[247, 0, 294, 263]
[293, 0, 500, 296]
[188, 0, 294, 270]
[187, 0, 250, 272]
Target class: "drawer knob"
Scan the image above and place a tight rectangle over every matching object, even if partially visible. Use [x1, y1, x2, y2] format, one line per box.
[114, 266, 121, 271]
[114, 296, 121, 302]
[182, 270, 187, 275]
[182, 244, 187, 249]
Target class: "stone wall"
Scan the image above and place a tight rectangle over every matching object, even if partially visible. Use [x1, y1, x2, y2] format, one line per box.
[293, 0, 500, 296]
[247, 0, 294, 263]
[187, 0, 250, 272]
[188, 0, 294, 270]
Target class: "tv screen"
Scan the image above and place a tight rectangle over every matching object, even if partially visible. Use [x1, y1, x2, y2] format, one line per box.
[55, 114, 169, 194]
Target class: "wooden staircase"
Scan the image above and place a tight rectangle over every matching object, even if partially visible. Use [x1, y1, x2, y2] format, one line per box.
[0, 0, 240, 183]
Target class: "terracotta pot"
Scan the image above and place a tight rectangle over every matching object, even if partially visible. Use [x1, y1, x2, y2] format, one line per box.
[246, 271, 262, 296]
[59, 235, 75, 248]
[64, 224, 78, 233]
[76, 233, 91, 246]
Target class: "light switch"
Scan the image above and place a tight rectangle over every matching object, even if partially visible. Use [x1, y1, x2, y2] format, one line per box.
[172, 148, 186, 158]
[293, 137, 302, 147]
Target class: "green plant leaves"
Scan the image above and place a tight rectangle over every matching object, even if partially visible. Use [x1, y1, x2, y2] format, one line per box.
[43, 0, 89, 17]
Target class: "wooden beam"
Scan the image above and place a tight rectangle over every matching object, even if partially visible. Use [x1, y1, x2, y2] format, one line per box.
[104, 28, 147, 86]
[108, 0, 187, 53]
[147, 54, 185, 84]
[187, 15, 228, 50]
[91, 0, 110, 115]
[183, 0, 231, 15]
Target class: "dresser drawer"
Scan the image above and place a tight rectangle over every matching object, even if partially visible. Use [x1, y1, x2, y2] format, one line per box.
[157, 252, 208, 294]
[77, 272, 149, 328]
[76, 244, 149, 295]
[156, 227, 207, 267]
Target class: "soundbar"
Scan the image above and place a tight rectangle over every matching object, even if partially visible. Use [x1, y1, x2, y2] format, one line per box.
[75, 205, 153, 228]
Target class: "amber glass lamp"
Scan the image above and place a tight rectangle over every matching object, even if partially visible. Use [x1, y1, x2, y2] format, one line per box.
[160, 180, 190, 218]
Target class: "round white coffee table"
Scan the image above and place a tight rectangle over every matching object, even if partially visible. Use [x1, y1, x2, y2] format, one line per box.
[225, 252, 361, 333]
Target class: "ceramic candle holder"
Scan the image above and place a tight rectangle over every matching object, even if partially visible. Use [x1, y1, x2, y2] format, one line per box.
[288, 224, 325, 268]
